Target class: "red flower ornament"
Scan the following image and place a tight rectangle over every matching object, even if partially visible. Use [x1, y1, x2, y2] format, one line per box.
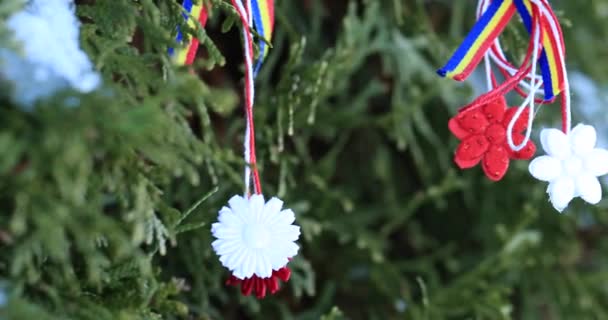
[448, 97, 536, 181]
[226, 267, 291, 299]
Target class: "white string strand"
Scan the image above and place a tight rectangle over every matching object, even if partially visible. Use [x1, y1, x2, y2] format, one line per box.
[483, 52, 494, 92]
[233, 0, 256, 196]
[507, 13, 542, 151]
[477, 0, 494, 92]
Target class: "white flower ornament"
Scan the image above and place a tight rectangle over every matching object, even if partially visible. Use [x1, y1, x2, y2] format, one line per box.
[529, 124, 608, 212]
[211, 194, 300, 279]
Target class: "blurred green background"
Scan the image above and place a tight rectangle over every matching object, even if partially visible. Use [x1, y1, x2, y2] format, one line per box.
[2, 0, 608, 319]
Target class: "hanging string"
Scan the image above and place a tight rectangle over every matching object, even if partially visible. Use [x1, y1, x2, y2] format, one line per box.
[170, 0, 272, 195]
[231, 0, 264, 196]
[168, 0, 260, 193]
[507, 11, 542, 151]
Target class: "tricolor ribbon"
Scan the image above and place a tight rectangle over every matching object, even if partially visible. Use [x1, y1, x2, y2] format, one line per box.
[170, 0, 209, 66]
[512, 0, 565, 101]
[437, 0, 566, 102]
[170, 0, 274, 72]
[250, 0, 275, 75]
[437, 0, 516, 81]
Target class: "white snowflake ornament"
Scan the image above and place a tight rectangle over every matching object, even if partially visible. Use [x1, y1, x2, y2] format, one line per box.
[529, 124, 608, 212]
[211, 194, 300, 279]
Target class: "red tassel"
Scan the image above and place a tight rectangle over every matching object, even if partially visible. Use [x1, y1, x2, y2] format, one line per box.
[226, 266, 291, 299]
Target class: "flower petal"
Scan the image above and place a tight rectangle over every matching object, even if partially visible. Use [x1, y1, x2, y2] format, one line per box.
[218, 207, 241, 226]
[570, 124, 597, 156]
[269, 253, 289, 270]
[273, 242, 300, 261]
[262, 197, 284, 224]
[277, 209, 296, 225]
[232, 247, 248, 273]
[456, 110, 489, 135]
[507, 132, 536, 160]
[227, 247, 248, 278]
[448, 117, 471, 140]
[266, 208, 295, 229]
[243, 251, 256, 279]
[228, 195, 248, 216]
[575, 174, 602, 205]
[249, 194, 266, 223]
[503, 106, 530, 133]
[283, 242, 300, 258]
[482, 145, 509, 181]
[264, 197, 284, 216]
[584, 148, 608, 177]
[483, 97, 507, 123]
[485, 123, 507, 145]
[529, 156, 562, 182]
[255, 253, 273, 278]
[276, 224, 301, 242]
[540, 128, 571, 159]
[454, 155, 481, 169]
[456, 135, 490, 161]
[213, 239, 241, 256]
[212, 225, 240, 239]
[548, 177, 575, 212]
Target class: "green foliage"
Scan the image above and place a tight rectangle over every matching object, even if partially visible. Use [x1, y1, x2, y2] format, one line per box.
[2, 0, 608, 319]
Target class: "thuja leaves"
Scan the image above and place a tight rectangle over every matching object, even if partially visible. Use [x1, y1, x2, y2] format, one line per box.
[0, 0, 225, 318]
[3, 0, 608, 319]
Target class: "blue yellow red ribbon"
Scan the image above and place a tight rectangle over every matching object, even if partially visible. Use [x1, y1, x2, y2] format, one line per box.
[437, 0, 516, 81]
[250, 0, 275, 75]
[169, 0, 208, 66]
[169, 0, 274, 73]
[512, 0, 564, 101]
